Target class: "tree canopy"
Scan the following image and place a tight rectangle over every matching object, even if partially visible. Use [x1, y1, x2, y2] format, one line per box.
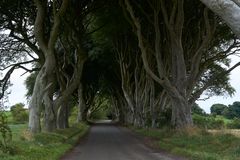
[210, 103, 228, 115]
[0, 0, 239, 132]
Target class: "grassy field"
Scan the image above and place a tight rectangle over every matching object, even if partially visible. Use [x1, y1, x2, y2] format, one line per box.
[132, 127, 240, 160]
[0, 123, 89, 160]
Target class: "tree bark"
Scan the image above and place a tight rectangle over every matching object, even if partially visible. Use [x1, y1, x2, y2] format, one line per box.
[77, 82, 87, 122]
[28, 71, 43, 133]
[200, 0, 240, 38]
[57, 102, 69, 129]
[30, 0, 69, 133]
[29, 54, 56, 133]
[124, 0, 193, 129]
[42, 53, 57, 132]
[171, 97, 193, 129]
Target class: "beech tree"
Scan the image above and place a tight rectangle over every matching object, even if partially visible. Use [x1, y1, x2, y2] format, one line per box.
[123, 0, 240, 128]
[1, 0, 239, 131]
[29, 0, 105, 132]
[115, 35, 168, 127]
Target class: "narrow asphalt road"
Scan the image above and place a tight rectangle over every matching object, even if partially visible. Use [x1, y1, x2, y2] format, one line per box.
[61, 122, 184, 160]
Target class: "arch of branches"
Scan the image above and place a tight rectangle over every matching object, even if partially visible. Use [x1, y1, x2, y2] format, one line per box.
[0, 0, 240, 133]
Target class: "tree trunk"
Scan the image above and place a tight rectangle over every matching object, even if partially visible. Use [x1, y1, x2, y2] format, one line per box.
[28, 72, 42, 133]
[31, 0, 70, 133]
[115, 95, 127, 124]
[77, 83, 87, 122]
[43, 100, 56, 132]
[29, 61, 54, 133]
[171, 97, 193, 129]
[133, 111, 144, 128]
[28, 58, 56, 133]
[57, 103, 69, 129]
[151, 113, 157, 128]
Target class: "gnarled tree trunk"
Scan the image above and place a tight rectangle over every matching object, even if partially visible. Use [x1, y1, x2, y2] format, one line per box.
[57, 102, 69, 129]
[171, 97, 192, 128]
[28, 70, 44, 133]
[30, 0, 69, 133]
[42, 53, 57, 132]
[29, 54, 56, 133]
[77, 82, 87, 122]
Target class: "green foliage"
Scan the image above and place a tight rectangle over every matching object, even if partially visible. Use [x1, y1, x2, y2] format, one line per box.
[10, 103, 28, 124]
[200, 62, 235, 98]
[192, 114, 208, 128]
[193, 114, 225, 129]
[227, 118, 240, 129]
[210, 103, 227, 115]
[192, 103, 206, 115]
[208, 118, 225, 129]
[0, 111, 14, 154]
[3, 112, 13, 124]
[88, 95, 114, 120]
[24, 72, 37, 99]
[133, 127, 240, 160]
[89, 102, 112, 120]
[224, 101, 240, 119]
[68, 106, 78, 125]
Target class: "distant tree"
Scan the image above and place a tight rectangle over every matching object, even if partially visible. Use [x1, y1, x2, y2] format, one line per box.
[10, 103, 28, 123]
[224, 101, 240, 119]
[192, 103, 206, 115]
[210, 104, 227, 115]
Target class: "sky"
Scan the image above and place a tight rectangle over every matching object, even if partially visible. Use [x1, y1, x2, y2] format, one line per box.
[3, 56, 240, 113]
[5, 69, 30, 108]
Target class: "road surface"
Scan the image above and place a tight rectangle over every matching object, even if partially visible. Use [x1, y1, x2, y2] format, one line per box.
[61, 122, 184, 160]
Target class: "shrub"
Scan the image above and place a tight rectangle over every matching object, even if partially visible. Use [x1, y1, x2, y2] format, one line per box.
[193, 114, 208, 128]
[193, 114, 225, 129]
[10, 103, 28, 123]
[0, 111, 15, 154]
[208, 117, 224, 129]
[227, 118, 240, 129]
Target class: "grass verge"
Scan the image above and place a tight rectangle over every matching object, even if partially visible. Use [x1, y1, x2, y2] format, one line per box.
[0, 123, 89, 160]
[132, 127, 240, 160]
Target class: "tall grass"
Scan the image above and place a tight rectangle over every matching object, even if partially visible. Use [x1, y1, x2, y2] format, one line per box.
[133, 127, 240, 160]
[0, 123, 89, 160]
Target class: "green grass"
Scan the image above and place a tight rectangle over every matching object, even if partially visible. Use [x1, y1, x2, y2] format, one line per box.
[0, 123, 89, 160]
[132, 127, 240, 160]
[9, 124, 27, 141]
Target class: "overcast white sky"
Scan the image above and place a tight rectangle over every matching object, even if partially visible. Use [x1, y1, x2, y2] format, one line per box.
[6, 69, 30, 107]
[4, 56, 240, 113]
